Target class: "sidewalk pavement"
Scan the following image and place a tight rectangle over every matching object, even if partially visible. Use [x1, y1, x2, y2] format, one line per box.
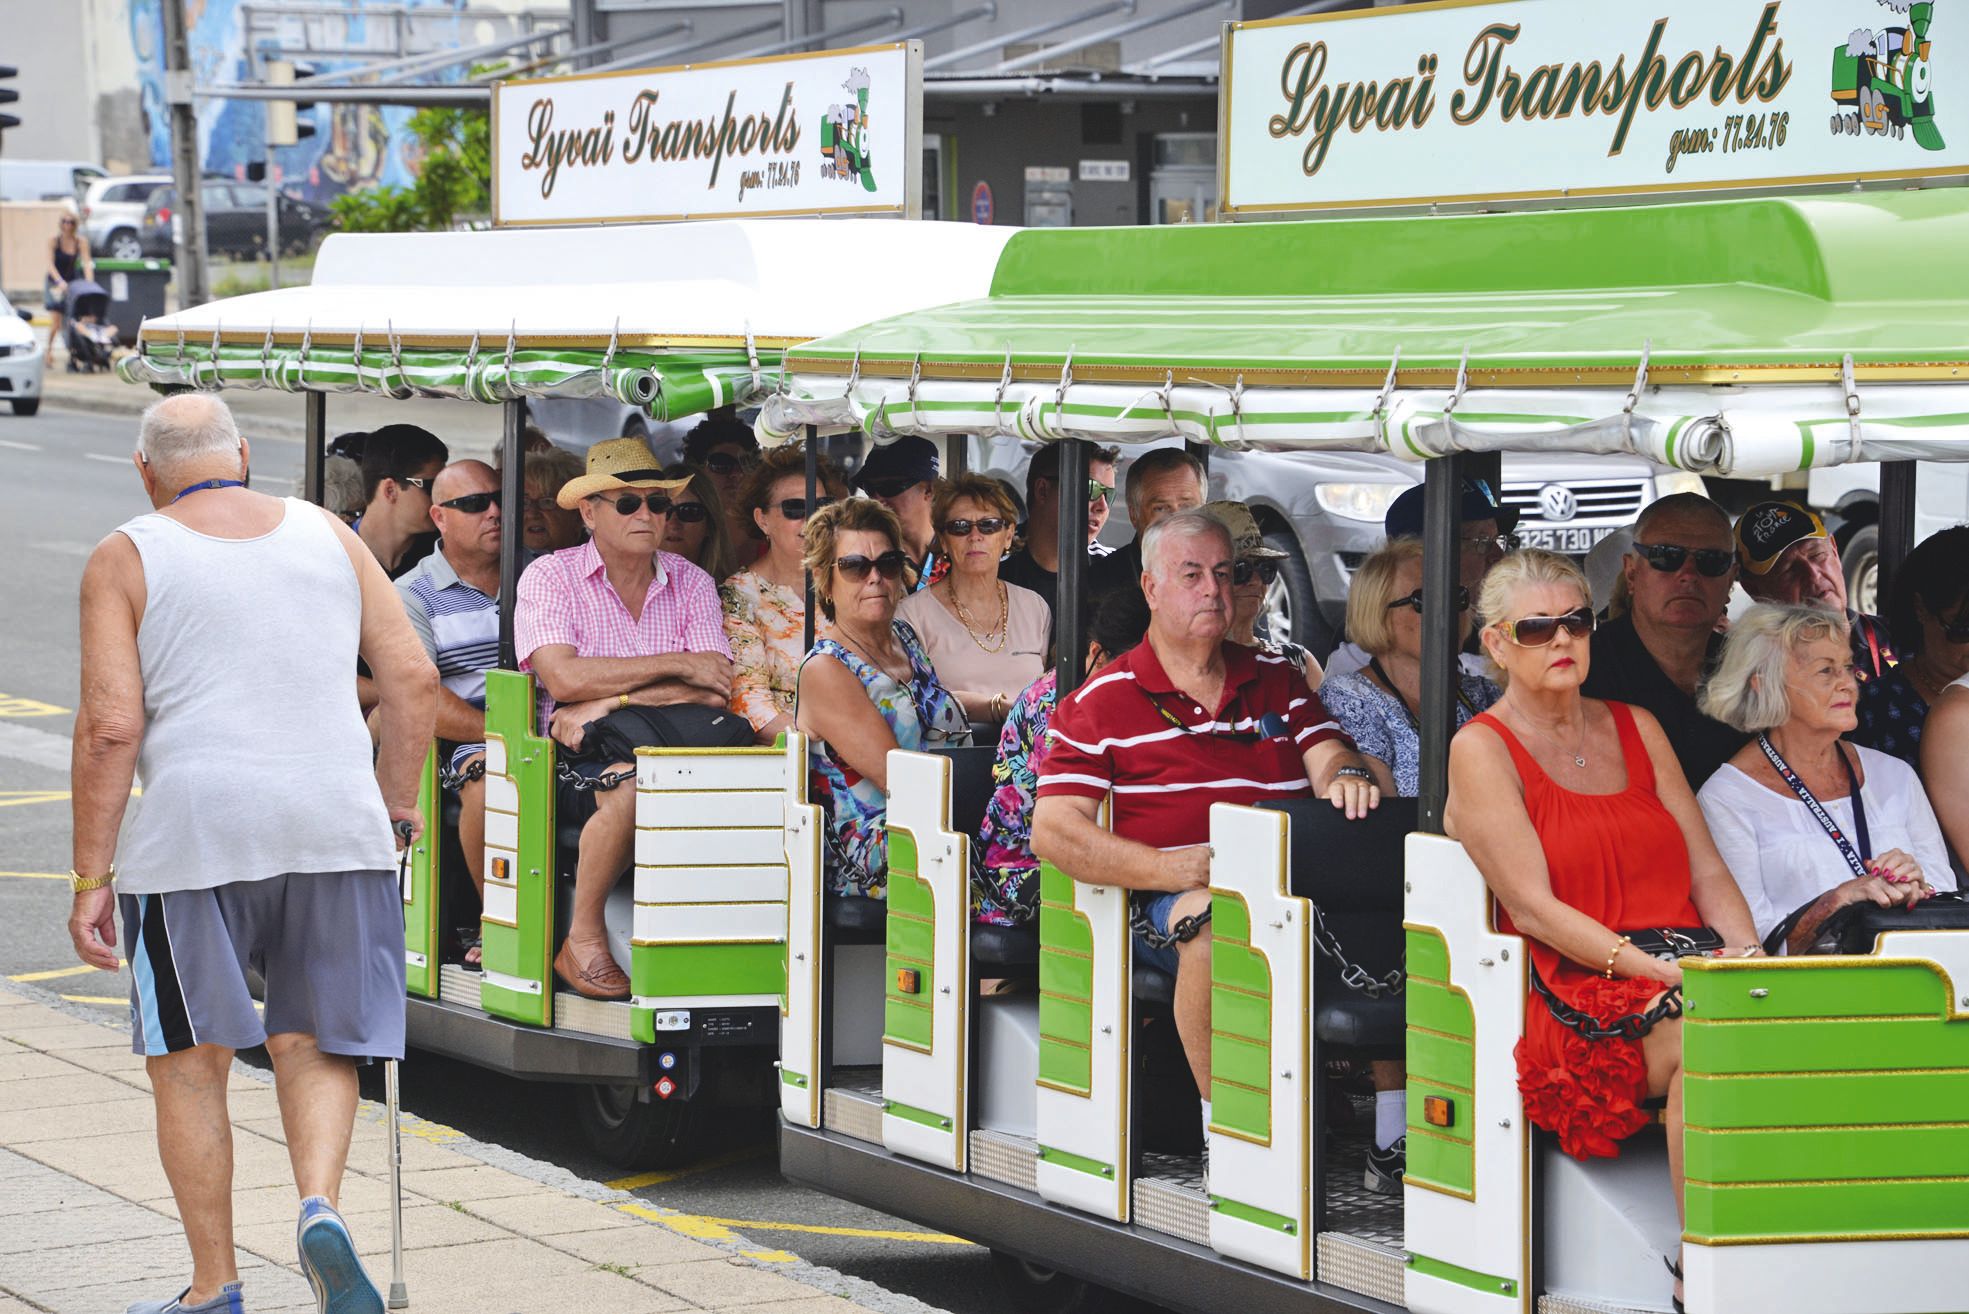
[0, 981, 877, 1314]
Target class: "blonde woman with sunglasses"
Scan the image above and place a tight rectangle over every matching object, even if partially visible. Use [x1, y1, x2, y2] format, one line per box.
[1446, 549, 1759, 1311]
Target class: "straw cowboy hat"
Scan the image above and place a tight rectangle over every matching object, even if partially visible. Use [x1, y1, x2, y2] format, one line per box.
[556, 437, 693, 509]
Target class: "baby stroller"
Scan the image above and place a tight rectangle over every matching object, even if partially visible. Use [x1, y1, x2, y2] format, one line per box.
[63, 280, 118, 373]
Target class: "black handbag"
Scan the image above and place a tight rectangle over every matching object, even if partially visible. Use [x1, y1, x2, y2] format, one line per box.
[1624, 927, 1726, 962]
[574, 703, 754, 761]
[1791, 891, 1969, 956]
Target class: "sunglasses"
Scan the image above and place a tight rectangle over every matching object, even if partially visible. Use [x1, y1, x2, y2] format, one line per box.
[397, 475, 432, 494]
[669, 501, 710, 524]
[1461, 532, 1521, 554]
[606, 492, 673, 517]
[942, 517, 1010, 538]
[778, 496, 835, 520]
[1939, 600, 1969, 644]
[1387, 584, 1471, 613]
[1633, 542, 1736, 578]
[1088, 479, 1114, 504]
[835, 550, 909, 582]
[703, 451, 755, 476]
[1498, 606, 1597, 647]
[439, 490, 501, 514]
[1233, 558, 1281, 587]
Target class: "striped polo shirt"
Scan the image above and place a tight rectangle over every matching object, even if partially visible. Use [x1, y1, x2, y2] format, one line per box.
[1036, 639, 1352, 851]
[396, 545, 500, 707]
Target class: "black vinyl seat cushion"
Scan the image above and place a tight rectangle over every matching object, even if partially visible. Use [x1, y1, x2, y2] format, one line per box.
[1314, 989, 1406, 1053]
[972, 922, 1039, 967]
[1133, 964, 1176, 1005]
[828, 893, 888, 944]
[933, 745, 999, 841]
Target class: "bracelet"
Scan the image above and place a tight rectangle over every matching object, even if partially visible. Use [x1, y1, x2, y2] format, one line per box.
[1333, 765, 1374, 783]
[618, 692, 630, 709]
[69, 863, 116, 894]
[1602, 934, 1632, 978]
[989, 692, 1007, 719]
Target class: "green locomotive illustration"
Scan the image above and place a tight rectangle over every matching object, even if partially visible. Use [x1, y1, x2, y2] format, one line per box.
[820, 68, 878, 192]
[1831, 1, 1944, 148]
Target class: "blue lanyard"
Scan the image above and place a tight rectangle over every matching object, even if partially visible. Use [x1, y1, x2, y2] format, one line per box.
[1757, 734, 1871, 878]
[171, 479, 245, 504]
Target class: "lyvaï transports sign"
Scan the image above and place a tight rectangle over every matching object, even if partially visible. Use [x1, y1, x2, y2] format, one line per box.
[1220, 0, 1966, 215]
[492, 42, 922, 227]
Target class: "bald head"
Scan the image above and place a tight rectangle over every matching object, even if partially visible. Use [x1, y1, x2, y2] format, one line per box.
[431, 459, 497, 504]
[137, 394, 244, 487]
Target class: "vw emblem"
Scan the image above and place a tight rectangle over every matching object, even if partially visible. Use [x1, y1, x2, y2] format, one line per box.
[1537, 484, 1578, 522]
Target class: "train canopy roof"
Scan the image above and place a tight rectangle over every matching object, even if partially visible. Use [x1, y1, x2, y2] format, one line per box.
[760, 192, 1969, 477]
[118, 219, 1016, 423]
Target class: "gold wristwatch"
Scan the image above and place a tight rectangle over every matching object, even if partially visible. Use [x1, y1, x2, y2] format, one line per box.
[70, 864, 115, 893]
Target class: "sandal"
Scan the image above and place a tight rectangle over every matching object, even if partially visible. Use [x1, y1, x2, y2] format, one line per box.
[457, 929, 483, 972]
[1664, 1253, 1684, 1314]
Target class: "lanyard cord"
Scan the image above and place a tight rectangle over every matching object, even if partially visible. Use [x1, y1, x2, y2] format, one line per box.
[1757, 733, 1871, 879]
[1368, 656, 1479, 732]
[171, 478, 246, 504]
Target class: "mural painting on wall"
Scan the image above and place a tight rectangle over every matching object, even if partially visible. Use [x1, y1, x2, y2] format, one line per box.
[126, 0, 462, 206]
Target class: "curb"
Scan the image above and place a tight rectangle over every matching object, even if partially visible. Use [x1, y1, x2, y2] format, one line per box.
[0, 975, 941, 1314]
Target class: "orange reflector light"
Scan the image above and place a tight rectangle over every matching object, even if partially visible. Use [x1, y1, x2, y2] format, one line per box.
[490, 857, 510, 882]
[895, 968, 920, 995]
[1423, 1096, 1454, 1128]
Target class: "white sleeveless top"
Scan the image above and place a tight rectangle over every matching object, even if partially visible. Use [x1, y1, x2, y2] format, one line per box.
[115, 498, 396, 894]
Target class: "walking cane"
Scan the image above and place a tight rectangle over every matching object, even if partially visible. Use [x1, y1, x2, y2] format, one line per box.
[388, 821, 415, 1309]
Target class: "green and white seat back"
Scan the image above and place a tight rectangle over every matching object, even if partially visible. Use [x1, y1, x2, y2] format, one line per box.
[1402, 833, 1531, 1314]
[401, 746, 441, 998]
[478, 669, 557, 1026]
[881, 750, 974, 1171]
[781, 732, 823, 1128]
[1035, 797, 1133, 1222]
[629, 740, 795, 1043]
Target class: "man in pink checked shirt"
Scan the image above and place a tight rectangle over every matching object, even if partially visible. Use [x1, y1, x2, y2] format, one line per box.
[515, 438, 735, 999]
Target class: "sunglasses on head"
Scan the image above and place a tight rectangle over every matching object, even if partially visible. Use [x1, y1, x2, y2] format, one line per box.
[836, 550, 909, 582]
[1387, 584, 1471, 613]
[1498, 606, 1596, 647]
[669, 501, 710, 524]
[439, 490, 501, 514]
[1233, 558, 1280, 587]
[605, 491, 673, 517]
[942, 517, 1010, 538]
[778, 496, 835, 520]
[1634, 542, 1736, 577]
[702, 451, 754, 476]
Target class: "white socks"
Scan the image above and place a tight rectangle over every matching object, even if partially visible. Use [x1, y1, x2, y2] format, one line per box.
[1374, 1089, 1405, 1150]
[1201, 1099, 1212, 1139]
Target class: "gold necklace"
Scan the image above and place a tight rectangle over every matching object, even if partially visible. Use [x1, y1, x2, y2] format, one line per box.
[949, 579, 1009, 653]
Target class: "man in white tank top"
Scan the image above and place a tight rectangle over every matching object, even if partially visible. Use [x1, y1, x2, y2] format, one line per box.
[66, 394, 438, 1314]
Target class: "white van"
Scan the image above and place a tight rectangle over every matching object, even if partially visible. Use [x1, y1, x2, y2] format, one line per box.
[0, 160, 107, 204]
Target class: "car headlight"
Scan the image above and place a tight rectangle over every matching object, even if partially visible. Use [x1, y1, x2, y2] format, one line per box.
[1654, 471, 1709, 499]
[1314, 482, 1407, 522]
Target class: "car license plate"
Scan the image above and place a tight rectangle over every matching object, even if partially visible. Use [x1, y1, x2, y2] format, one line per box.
[1516, 525, 1611, 555]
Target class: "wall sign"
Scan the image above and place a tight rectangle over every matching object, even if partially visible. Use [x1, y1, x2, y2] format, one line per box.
[971, 180, 995, 224]
[493, 42, 922, 226]
[1079, 159, 1131, 181]
[1024, 165, 1072, 183]
[1222, 0, 1966, 215]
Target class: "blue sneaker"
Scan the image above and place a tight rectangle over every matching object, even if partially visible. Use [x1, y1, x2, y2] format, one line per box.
[295, 1196, 384, 1314]
[125, 1281, 244, 1313]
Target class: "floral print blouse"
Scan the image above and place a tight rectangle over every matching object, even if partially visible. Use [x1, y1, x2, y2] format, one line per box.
[721, 570, 805, 734]
[975, 669, 1058, 926]
[801, 619, 970, 898]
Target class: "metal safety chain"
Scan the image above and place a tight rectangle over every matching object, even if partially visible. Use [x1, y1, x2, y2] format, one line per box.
[1308, 901, 1406, 998]
[1531, 968, 1683, 1042]
[1132, 899, 1211, 950]
[437, 758, 486, 792]
[555, 761, 636, 793]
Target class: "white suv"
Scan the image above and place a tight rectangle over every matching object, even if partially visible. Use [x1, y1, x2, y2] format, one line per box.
[82, 174, 173, 261]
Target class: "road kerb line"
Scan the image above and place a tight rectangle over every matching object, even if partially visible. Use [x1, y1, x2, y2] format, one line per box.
[605, 1144, 768, 1191]
[9, 963, 118, 982]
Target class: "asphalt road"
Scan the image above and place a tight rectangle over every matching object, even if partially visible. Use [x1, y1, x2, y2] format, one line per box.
[0, 402, 1028, 1314]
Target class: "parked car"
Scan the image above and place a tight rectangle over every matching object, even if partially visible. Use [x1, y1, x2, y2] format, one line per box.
[139, 182, 331, 260]
[1808, 462, 1969, 614]
[973, 436, 1703, 657]
[0, 305, 46, 416]
[0, 159, 106, 204]
[81, 174, 173, 260]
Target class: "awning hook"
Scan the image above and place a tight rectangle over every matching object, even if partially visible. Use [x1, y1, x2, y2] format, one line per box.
[1053, 348, 1075, 432]
[744, 322, 761, 392]
[387, 320, 405, 385]
[1842, 353, 1863, 460]
[1442, 345, 1471, 417]
[259, 325, 275, 387]
[350, 324, 367, 393]
[844, 345, 863, 395]
[601, 317, 620, 372]
[993, 348, 1014, 428]
[906, 353, 924, 428]
[502, 319, 517, 391]
[1623, 340, 1652, 417]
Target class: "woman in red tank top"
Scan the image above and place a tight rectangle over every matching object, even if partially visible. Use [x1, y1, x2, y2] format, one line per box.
[1445, 551, 1760, 1303]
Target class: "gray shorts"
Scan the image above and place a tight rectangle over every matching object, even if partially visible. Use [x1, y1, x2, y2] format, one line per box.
[119, 870, 406, 1061]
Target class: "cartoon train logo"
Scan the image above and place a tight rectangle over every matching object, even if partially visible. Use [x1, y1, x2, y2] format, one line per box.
[820, 68, 878, 192]
[1831, 0, 1945, 147]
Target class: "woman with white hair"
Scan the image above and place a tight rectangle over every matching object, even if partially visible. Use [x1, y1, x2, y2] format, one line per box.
[1696, 604, 1953, 954]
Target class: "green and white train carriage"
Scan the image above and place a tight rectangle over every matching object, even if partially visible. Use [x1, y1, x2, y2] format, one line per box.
[118, 216, 1014, 1164]
[759, 191, 1969, 1314]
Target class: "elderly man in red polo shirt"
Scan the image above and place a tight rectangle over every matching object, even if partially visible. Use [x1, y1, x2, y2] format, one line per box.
[516, 438, 735, 1000]
[1033, 507, 1386, 1155]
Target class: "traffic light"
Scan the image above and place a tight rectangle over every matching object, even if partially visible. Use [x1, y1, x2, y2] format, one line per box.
[0, 64, 20, 133]
[265, 60, 318, 148]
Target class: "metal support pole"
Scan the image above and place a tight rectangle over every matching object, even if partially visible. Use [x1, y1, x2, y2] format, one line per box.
[163, 0, 211, 308]
[264, 102, 281, 292]
[1416, 454, 1463, 834]
[1056, 440, 1091, 695]
[1183, 438, 1211, 490]
[803, 427, 818, 652]
[1878, 459, 1918, 605]
[301, 391, 327, 505]
[498, 401, 526, 672]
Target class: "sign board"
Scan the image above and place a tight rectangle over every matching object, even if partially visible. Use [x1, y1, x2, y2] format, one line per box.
[1024, 165, 1072, 183]
[1222, 0, 1968, 216]
[1079, 159, 1131, 181]
[971, 180, 995, 224]
[493, 42, 922, 226]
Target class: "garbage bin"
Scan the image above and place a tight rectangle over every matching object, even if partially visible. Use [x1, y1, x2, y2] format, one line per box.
[94, 258, 171, 347]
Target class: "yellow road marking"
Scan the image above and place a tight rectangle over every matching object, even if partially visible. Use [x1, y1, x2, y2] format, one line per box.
[9, 963, 120, 982]
[615, 1200, 973, 1247]
[0, 695, 70, 718]
[0, 792, 70, 809]
[738, 1248, 799, 1263]
[60, 994, 126, 1005]
[0, 871, 69, 880]
[606, 1144, 767, 1191]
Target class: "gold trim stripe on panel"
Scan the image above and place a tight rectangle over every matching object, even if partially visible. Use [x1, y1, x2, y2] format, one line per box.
[1688, 1228, 1969, 1247]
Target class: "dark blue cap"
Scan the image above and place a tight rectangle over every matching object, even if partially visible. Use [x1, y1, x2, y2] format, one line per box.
[854, 435, 939, 491]
[1384, 477, 1519, 540]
